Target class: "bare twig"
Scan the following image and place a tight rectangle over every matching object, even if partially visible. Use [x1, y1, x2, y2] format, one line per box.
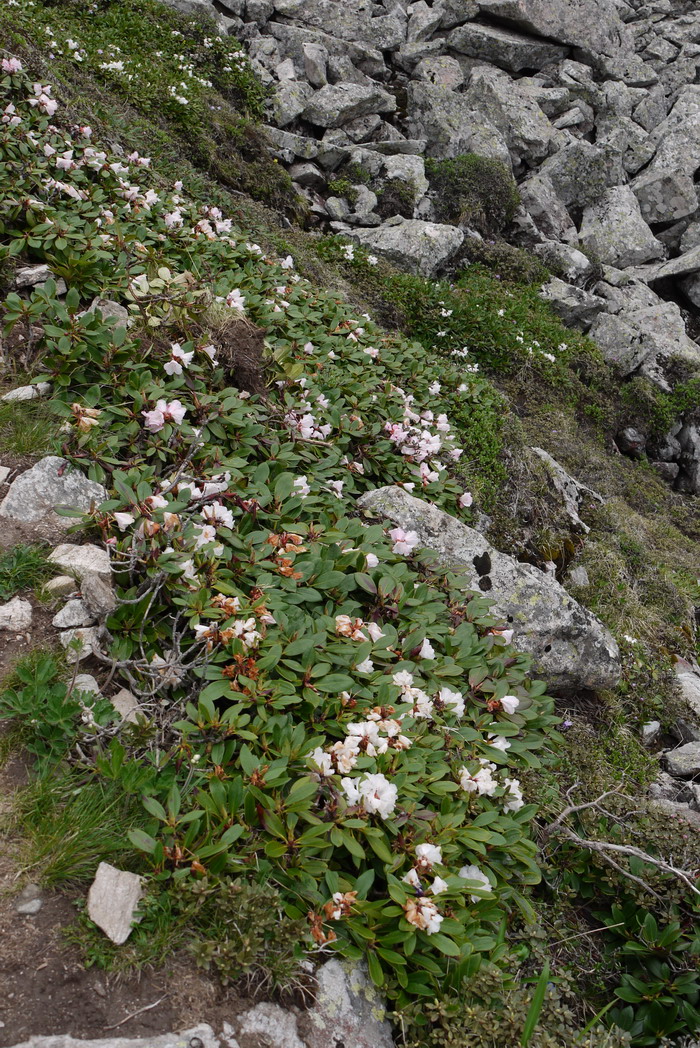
[104, 995, 169, 1030]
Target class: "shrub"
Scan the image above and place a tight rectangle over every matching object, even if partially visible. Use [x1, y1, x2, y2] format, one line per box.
[425, 154, 520, 234]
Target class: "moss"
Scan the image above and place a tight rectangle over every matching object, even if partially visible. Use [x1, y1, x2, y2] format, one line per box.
[326, 177, 359, 205]
[375, 179, 417, 219]
[425, 153, 520, 234]
[458, 238, 550, 285]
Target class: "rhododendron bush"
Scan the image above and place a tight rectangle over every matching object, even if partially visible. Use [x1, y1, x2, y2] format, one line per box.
[0, 58, 560, 1001]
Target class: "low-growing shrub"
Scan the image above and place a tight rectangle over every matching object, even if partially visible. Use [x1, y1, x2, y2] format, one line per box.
[426, 154, 520, 234]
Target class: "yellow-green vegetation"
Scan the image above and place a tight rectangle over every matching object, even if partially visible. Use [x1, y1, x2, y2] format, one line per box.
[1, 2, 700, 1045]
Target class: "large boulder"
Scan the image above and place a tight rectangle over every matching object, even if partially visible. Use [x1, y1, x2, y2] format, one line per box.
[274, 0, 406, 50]
[538, 279, 607, 331]
[463, 65, 556, 167]
[475, 0, 631, 57]
[348, 216, 464, 276]
[448, 22, 567, 73]
[0, 456, 106, 529]
[579, 186, 666, 269]
[538, 140, 625, 208]
[406, 81, 511, 163]
[302, 82, 396, 128]
[298, 959, 394, 1048]
[589, 299, 700, 385]
[631, 168, 698, 226]
[357, 486, 621, 691]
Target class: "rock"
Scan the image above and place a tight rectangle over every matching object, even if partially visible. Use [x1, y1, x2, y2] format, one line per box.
[263, 125, 319, 161]
[289, 161, 325, 188]
[649, 770, 689, 802]
[406, 0, 444, 42]
[302, 82, 396, 128]
[1, 382, 52, 403]
[648, 243, 700, 281]
[440, 0, 479, 28]
[406, 81, 510, 164]
[528, 447, 602, 534]
[15, 883, 43, 916]
[568, 565, 590, 587]
[674, 657, 700, 720]
[538, 279, 607, 332]
[44, 575, 77, 597]
[648, 797, 700, 830]
[298, 959, 394, 1048]
[475, 0, 630, 57]
[59, 626, 101, 663]
[533, 242, 592, 283]
[589, 301, 700, 383]
[464, 65, 556, 167]
[579, 186, 665, 269]
[381, 153, 428, 202]
[648, 431, 682, 463]
[303, 41, 328, 86]
[448, 22, 567, 73]
[653, 461, 680, 484]
[87, 298, 129, 330]
[681, 273, 700, 309]
[8, 1026, 221, 1048]
[343, 113, 383, 143]
[642, 721, 662, 748]
[676, 422, 700, 495]
[348, 217, 464, 277]
[0, 456, 106, 528]
[0, 466, 10, 486]
[52, 599, 96, 629]
[235, 1003, 305, 1048]
[48, 543, 111, 583]
[413, 55, 464, 89]
[0, 597, 32, 632]
[13, 264, 52, 288]
[80, 573, 117, 619]
[631, 168, 698, 225]
[110, 688, 139, 724]
[357, 486, 621, 691]
[351, 184, 379, 218]
[73, 673, 101, 696]
[271, 79, 313, 126]
[325, 196, 351, 220]
[633, 85, 669, 132]
[538, 140, 624, 208]
[87, 862, 143, 945]
[665, 742, 700, 778]
[615, 426, 646, 458]
[275, 0, 405, 50]
[519, 174, 576, 242]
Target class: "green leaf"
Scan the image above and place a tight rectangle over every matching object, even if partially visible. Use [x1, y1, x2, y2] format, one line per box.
[128, 828, 157, 854]
[521, 962, 550, 1046]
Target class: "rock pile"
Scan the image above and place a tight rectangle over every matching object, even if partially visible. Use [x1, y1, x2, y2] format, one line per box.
[164, 0, 700, 491]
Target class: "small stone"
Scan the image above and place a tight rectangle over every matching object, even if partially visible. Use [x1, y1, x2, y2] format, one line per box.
[0, 467, 10, 486]
[615, 427, 646, 458]
[44, 575, 78, 597]
[13, 264, 51, 288]
[87, 298, 129, 330]
[60, 626, 101, 663]
[642, 721, 662, 748]
[1, 382, 52, 403]
[48, 543, 111, 583]
[87, 862, 143, 945]
[16, 897, 43, 916]
[0, 597, 33, 632]
[298, 959, 394, 1048]
[0, 456, 106, 529]
[52, 599, 96, 629]
[110, 688, 139, 724]
[73, 673, 101, 696]
[568, 566, 590, 588]
[665, 741, 700, 778]
[80, 572, 117, 618]
[652, 461, 680, 483]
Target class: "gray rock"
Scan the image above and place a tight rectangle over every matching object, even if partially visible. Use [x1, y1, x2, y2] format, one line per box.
[298, 959, 394, 1048]
[533, 242, 592, 283]
[665, 742, 700, 778]
[357, 486, 621, 691]
[528, 447, 602, 534]
[464, 65, 556, 167]
[289, 161, 325, 188]
[648, 797, 700, 830]
[653, 461, 680, 484]
[0, 597, 32, 632]
[317, 128, 353, 169]
[44, 575, 77, 598]
[343, 113, 383, 142]
[73, 673, 101, 696]
[264, 125, 319, 161]
[642, 720, 662, 748]
[680, 220, 700, 254]
[589, 301, 700, 382]
[159, 0, 230, 31]
[15, 884, 43, 916]
[0, 466, 10, 486]
[351, 184, 379, 217]
[568, 565, 590, 587]
[538, 278, 607, 332]
[110, 688, 139, 724]
[275, 57, 297, 80]
[406, 81, 510, 164]
[303, 41, 328, 86]
[538, 140, 624, 208]
[52, 599, 96, 629]
[647, 84, 700, 179]
[615, 426, 646, 458]
[8, 1026, 221, 1048]
[325, 196, 351, 220]
[676, 422, 700, 495]
[406, 0, 444, 42]
[0, 456, 106, 528]
[440, 0, 479, 28]
[519, 174, 577, 241]
[633, 85, 669, 132]
[413, 55, 464, 89]
[87, 298, 129, 330]
[236, 1003, 305, 1048]
[368, 138, 429, 155]
[303, 82, 396, 128]
[475, 0, 630, 56]
[381, 152, 428, 202]
[59, 626, 101, 663]
[632, 168, 698, 225]
[275, 0, 405, 50]
[270, 79, 313, 126]
[87, 862, 143, 945]
[449, 22, 567, 72]
[48, 543, 111, 583]
[80, 572, 118, 619]
[579, 186, 665, 269]
[348, 217, 464, 277]
[1, 382, 52, 403]
[648, 770, 690, 802]
[681, 273, 700, 309]
[675, 659, 700, 720]
[648, 243, 700, 281]
[13, 264, 52, 288]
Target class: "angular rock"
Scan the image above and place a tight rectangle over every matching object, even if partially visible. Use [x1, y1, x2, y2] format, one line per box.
[642, 720, 662, 748]
[631, 168, 698, 226]
[87, 298, 129, 330]
[615, 426, 646, 458]
[666, 742, 700, 778]
[0, 456, 106, 528]
[8, 1026, 221, 1048]
[110, 688, 139, 724]
[681, 273, 700, 309]
[464, 65, 556, 167]
[475, 0, 630, 56]
[60, 626, 101, 663]
[406, 81, 510, 164]
[0, 466, 10, 486]
[264, 125, 319, 162]
[519, 174, 576, 241]
[275, 0, 405, 50]
[647, 85, 700, 179]
[567, 565, 590, 588]
[270, 79, 313, 126]
[44, 575, 77, 597]
[538, 278, 607, 331]
[15, 883, 43, 916]
[302, 82, 396, 128]
[80, 572, 118, 619]
[13, 263, 52, 288]
[413, 55, 464, 89]
[579, 186, 665, 269]
[538, 140, 624, 208]
[348, 217, 464, 277]
[298, 959, 394, 1048]
[674, 658, 700, 720]
[52, 599, 96, 629]
[533, 242, 592, 283]
[236, 1003, 305, 1048]
[381, 153, 428, 201]
[648, 243, 700, 281]
[589, 300, 700, 381]
[357, 486, 621, 690]
[0, 597, 32, 632]
[87, 862, 143, 945]
[48, 543, 111, 583]
[449, 22, 567, 73]
[528, 447, 602, 534]
[676, 422, 700, 495]
[1, 382, 52, 403]
[73, 673, 101, 696]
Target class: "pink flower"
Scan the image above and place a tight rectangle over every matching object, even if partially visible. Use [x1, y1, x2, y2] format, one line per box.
[2, 57, 23, 74]
[142, 399, 186, 432]
[389, 528, 419, 556]
[366, 553, 379, 569]
[113, 512, 136, 531]
[459, 492, 473, 508]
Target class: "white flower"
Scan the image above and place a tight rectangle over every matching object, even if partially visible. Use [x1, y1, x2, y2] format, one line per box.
[311, 746, 334, 777]
[356, 657, 374, 674]
[440, 688, 465, 717]
[501, 694, 520, 714]
[430, 876, 449, 895]
[459, 492, 473, 509]
[358, 772, 397, 818]
[488, 734, 511, 752]
[402, 867, 422, 888]
[366, 622, 385, 643]
[458, 864, 493, 902]
[113, 511, 136, 531]
[201, 501, 234, 530]
[366, 552, 379, 569]
[419, 638, 435, 660]
[403, 896, 443, 934]
[503, 777, 524, 812]
[366, 254, 378, 266]
[341, 776, 360, 806]
[293, 475, 310, 497]
[416, 843, 442, 869]
[460, 761, 498, 796]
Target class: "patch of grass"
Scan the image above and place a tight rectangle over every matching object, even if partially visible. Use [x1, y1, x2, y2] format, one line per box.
[0, 543, 53, 599]
[425, 153, 520, 234]
[0, 400, 58, 457]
